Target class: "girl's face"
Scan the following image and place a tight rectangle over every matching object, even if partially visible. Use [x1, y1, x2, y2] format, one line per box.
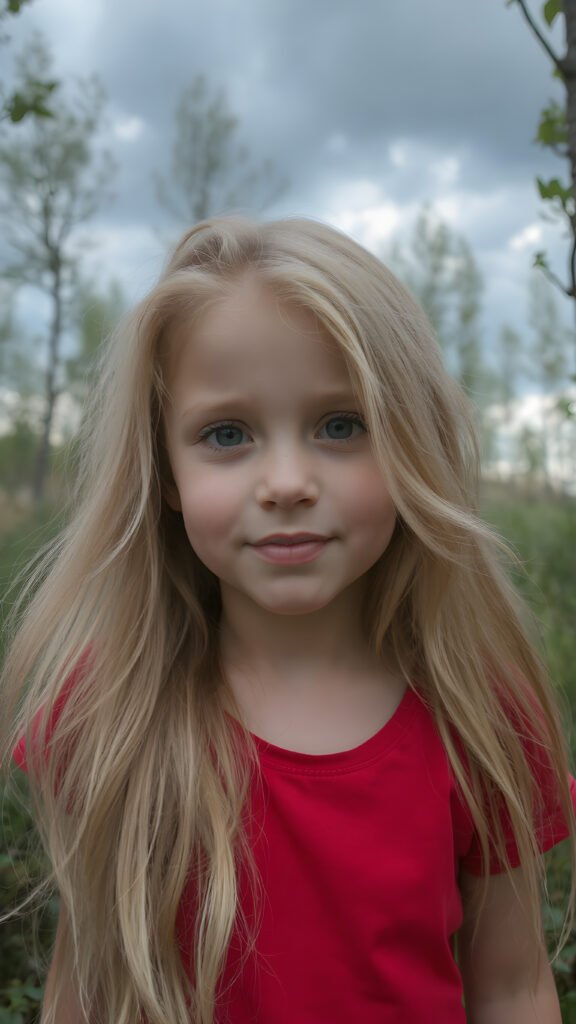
[163, 278, 396, 618]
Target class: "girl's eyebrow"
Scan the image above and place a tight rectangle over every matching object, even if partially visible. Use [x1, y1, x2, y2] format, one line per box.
[180, 389, 360, 421]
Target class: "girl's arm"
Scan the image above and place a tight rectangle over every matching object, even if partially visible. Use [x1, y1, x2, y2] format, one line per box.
[41, 908, 87, 1024]
[458, 868, 561, 1024]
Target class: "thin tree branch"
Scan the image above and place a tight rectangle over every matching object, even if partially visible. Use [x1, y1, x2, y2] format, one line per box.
[537, 259, 573, 296]
[569, 222, 576, 297]
[514, 0, 563, 69]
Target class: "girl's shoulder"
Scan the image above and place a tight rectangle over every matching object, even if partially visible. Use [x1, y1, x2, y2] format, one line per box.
[13, 647, 94, 775]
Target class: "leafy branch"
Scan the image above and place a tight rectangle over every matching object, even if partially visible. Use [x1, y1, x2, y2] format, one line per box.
[507, 0, 576, 374]
[0, 0, 57, 123]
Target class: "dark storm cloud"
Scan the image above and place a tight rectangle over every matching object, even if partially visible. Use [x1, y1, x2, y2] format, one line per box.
[6, 0, 571, 353]
[88, 0, 562, 209]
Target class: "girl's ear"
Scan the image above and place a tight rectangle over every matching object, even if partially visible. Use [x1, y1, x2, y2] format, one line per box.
[160, 454, 182, 510]
[164, 481, 182, 512]
[158, 435, 182, 511]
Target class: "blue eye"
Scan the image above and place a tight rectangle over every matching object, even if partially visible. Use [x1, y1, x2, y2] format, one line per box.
[200, 422, 248, 448]
[196, 412, 367, 452]
[318, 414, 366, 441]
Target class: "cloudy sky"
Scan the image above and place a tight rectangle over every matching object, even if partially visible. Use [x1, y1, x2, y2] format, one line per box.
[4, 0, 573, 379]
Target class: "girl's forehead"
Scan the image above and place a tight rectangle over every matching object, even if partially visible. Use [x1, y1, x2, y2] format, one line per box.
[165, 279, 344, 378]
[162, 288, 362, 415]
[196, 277, 320, 336]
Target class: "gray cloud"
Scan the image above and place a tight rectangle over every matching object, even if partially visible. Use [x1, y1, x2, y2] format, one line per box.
[4, 0, 573, 355]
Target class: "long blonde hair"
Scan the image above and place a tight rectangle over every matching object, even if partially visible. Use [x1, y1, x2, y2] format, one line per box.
[1, 216, 574, 1022]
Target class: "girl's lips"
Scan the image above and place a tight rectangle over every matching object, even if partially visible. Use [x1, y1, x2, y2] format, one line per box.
[253, 533, 329, 544]
[250, 539, 330, 565]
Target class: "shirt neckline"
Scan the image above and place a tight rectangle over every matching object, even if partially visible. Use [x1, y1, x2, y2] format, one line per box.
[251, 685, 422, 775]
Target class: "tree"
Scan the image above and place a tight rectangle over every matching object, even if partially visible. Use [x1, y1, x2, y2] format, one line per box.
[507, 0, 576, 364]
[517, 422, 548, 485]
[0, 283, 41, 468]
[0, 0, 57, 123]
[0, 34, 116, 500]
[528, 271, 569, 386]
[389, 208, 501, 465]
[527, 272, 570, 484]
[391, 207, 453, 340]
[390, 208, 487, 392]
[66, 278, 126, 403]
[497, 324, 525, 429]
[451, 236, 486, 397]
[155, 74, 287, 224]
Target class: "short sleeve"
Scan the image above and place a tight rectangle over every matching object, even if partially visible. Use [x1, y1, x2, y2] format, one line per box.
[455, 680, 576, 875]
[459, 771, 576, 876]
[12, 651, 91, 776]
[12, 728, 30, 772]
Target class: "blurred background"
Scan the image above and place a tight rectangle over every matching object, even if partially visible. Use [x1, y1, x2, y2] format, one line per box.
[1, 0, 575, 1019]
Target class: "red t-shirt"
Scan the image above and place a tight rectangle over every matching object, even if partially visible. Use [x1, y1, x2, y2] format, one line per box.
[175, 687, 575, 1023]
[15, 684, 575, 1023]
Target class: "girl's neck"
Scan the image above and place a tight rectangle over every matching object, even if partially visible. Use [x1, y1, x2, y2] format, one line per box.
[218, 577, 406, 753]
[219, 575, 375, 689]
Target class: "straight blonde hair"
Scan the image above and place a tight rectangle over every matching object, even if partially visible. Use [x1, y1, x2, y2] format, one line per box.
[1, 216, 574, 1022]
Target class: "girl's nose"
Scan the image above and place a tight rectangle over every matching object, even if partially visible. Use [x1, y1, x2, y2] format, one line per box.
[255, 446, 320, 509]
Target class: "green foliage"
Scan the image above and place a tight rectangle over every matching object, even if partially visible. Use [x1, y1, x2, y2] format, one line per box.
[537, 175, 574, 215]
[506, 0, 576, 339]
[66, 278, 126, 400]
[483, 494, 576, 1012]
[534, 249, 551, 270]
[1, 1, 56, 125]
[557, 394, 576, 419]
[0, 422, 38, 491]
[0, 982, 44, 1024]
[544, 0, 563, 27]
[3, 0, 33, 14]
[0, 38, 115, 286]
[6, 80, 57, 123]
[537, 99, 568, 150]
[545, 843, 576, 1009]
[0, 510, 65, 1016]
[0, 771, 55, 1022]
[0, 33, 116, 500]
[482, 496, 576, 700]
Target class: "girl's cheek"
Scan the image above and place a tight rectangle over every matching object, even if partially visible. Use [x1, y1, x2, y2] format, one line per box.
[180, 476, 240, 534]
[342, 464, 393, 511]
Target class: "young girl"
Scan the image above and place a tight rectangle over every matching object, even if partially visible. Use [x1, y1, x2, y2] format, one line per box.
[2, 216, 575, 1024]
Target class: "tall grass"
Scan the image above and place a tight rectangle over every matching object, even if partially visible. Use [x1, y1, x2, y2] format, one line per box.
[0, 506, 62, 1024]
[482, 489, 576, 1017]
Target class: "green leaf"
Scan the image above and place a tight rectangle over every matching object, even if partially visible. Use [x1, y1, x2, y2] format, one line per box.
[533, 250, 549, 269]
[543, 902, 566, 929]
[536, 176, 573, 208]
[20, 985, 43, 1000]
[543, 0, 562, 26]
[7, 0, 32, 12]
[555, 397, 576, 419]
[6, 81, 57, 123]
[536, 99, 567, 148]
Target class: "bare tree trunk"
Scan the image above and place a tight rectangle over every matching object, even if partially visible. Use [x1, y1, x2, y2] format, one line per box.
[33, 256, 62, 502]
